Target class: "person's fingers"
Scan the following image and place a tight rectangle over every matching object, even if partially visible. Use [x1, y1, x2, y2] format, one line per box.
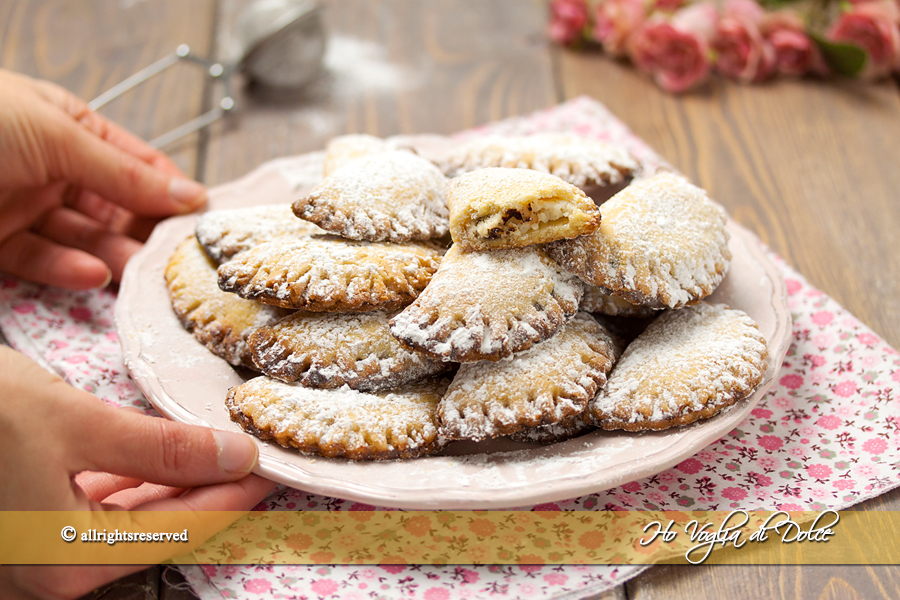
[66, 189, 161, 241]
[70, 403, 259, 488]
[0, 230, 111, 290]
[42, 110, 206, 217]
[30, 78, 185, 177]
[135, 474, 276, 512]
[103, 482, 186, 510]
[32, 206, 142, 281]
[74, 471, 143, 502]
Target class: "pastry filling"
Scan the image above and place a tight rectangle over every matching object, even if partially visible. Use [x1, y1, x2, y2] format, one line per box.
[472, 199, 571, 241]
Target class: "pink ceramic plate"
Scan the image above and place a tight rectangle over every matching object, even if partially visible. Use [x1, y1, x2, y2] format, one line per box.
[116, 146, 791, 509]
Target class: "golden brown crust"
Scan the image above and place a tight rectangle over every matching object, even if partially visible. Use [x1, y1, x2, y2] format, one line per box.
[294, 150, 449, 242]
[438, 313, 617, 441]
[217, 236, 444, 312]
[389, 245, 584, 363]
[508, 413, 595, 444]
[226, 376, 449, 460]
[195, 204, 324, 263]
[165, 237, 289, 368]
[546, 173, 731, 309]
[447, 167, 601, 250]
[580, 285, 660, 317]
[248, 310, 450, 391]
[588, 303, 769, 431]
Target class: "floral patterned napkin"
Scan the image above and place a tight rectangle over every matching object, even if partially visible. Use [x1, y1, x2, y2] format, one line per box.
[2, 97, 898, 599]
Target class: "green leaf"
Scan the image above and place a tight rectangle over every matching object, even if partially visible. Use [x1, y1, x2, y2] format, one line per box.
[810, 33, 868, 77]
[757, 0, 805, 8]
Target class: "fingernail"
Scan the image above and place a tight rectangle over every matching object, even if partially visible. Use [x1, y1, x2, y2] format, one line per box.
[168, 177, 207, 211]
[213, 430, 258, 474]
[91, 268, 112, 290]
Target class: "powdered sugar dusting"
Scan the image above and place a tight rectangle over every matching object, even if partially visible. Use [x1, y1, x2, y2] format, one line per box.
[227, 376, 447, 460]
[547, 172, 731, 309]
[590, 302, 768, 429]
[217, 236, 443, 312]
[389, 245, 584, 362]
[249, 310, 448, 390]
[438, 133, 640, 188]
[439, 313, 617, 441]
[196, 204, 324, 263]
[294, 150, 449, 242]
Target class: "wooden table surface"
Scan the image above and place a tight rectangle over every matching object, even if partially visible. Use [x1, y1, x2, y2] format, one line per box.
[2, 0, 899, 598]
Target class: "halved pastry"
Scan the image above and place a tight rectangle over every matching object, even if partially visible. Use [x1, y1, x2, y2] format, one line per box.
[293, 150, 449, 242]
[389, 244, 583, 363]
[195, 204, 324, 263]
[447, 167, 600, 250]
[437, 133, 639, 189]
[227, 376, 449, 460]
[165, 237, 289, 368]
[322, 133, 391, 177]
[438, 313, 617, 441]
[248, 310, 450, 391]
[546, 172, 731, 309]
[589, 302, 768, 431]
[580, 285, 660, 318]
[217, 236, 443, 312]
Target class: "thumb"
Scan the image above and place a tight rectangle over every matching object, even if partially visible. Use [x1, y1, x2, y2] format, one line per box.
[72, 403, 259, 488]
[43, 109, 207, 217]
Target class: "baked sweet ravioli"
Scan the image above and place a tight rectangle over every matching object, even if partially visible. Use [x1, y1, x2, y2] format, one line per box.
[227, 376, 449, 460]
[322, 133, 391, 177]
[438, 313, 617, 441]
[195, 204, 324, 263]
[437, 133, 639, 189]
[447, 167, 600, 250]
[508, 414, 595, 444]
[165, 237, 289, 368]
[248, 310, 449, 391]
[546, 172, 731, 309]
[217, 236, 444, 312]
[293, 150, 449, 242]
[389, 244, 583, 362]
[589, 302, 768, 431]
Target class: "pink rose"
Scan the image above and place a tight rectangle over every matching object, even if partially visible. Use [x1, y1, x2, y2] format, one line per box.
[762, 11, 828, 76]
[549, 0, 590, 46]
[629, 2, 718, 93]
[713, 0, 776, 82]
[828, 1, 900, 79]
[594, 0, 647, 57]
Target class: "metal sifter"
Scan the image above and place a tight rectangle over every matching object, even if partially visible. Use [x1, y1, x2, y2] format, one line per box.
[90, 0, 326, 148]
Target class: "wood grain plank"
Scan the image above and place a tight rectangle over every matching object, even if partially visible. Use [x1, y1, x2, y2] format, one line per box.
[555, 50, 900, 350]
[201, 0, 557, 185]
[627, 563, 900, 600]
[556, 48, 900, 599]
[0, 0, 217, 177]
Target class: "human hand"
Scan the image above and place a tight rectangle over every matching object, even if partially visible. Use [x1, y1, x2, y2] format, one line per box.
[0, 346, 276, 599]
[0, 69, 208, 290]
